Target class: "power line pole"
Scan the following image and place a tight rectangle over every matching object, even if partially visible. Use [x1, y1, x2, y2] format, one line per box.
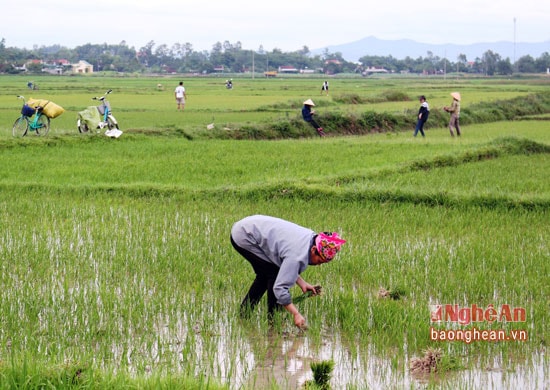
[513, 17, 517, 73]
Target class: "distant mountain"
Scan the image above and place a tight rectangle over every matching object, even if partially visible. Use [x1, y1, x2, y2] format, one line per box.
[312, 36, 550, 62]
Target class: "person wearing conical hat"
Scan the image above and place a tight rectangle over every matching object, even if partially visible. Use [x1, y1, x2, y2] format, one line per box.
[302, 99, 326, 137]
[231, 215, 346, 329]
[443, 92, 461, 136]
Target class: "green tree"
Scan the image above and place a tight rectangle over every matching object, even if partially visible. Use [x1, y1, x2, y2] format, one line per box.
[26, 61, 43, 73]
[516, 55, 536, 73]
[138, 40, 156, 67]
[535, 52, 550, 73]
[457, 53, 468, 72]
[481, 50, 500, 76]
[496, 58, 513, 75]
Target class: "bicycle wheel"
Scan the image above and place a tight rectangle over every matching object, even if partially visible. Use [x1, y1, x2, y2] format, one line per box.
[107, 116, 119, 130]
[35, 114, 50, 136]
[12, 116, 29, 137]
[77, 118, 90, 133]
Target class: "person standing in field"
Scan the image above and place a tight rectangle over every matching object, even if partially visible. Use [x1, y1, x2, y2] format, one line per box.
[444, 92, 461, 136]
[301, 99, 325, 137]
[414, 95, 430, 137]
[231, 215, 346, 329]
[174, 81, 187, 111]
[321, 80, 329, 96]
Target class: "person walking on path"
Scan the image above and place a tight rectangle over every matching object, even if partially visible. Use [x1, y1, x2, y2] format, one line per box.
[301, 99, 326, 137]
[414, 95, 430, 137]
[231, 215, 346, 329]
[174, 81, 187, 111]
[444, 92, 461, 136]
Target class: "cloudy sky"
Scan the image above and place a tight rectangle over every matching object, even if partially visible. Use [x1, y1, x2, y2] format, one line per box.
[3, 0, 549, 52]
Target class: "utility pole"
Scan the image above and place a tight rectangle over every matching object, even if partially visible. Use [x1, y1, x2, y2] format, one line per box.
[513, 17, 517, 73]
[444, 50, 447, 80]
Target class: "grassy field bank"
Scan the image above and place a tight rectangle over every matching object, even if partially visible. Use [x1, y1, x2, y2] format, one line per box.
[1, 74, 549, 138]
[0, 75, 548, 389]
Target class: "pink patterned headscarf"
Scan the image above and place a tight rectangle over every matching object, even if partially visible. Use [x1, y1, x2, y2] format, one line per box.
[315, 232, 346, 261]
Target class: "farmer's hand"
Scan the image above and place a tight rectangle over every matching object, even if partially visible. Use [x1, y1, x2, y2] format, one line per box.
[302, 282, 319, 295]
[285, 303, 307, 329]
[293, 312, 307, 329]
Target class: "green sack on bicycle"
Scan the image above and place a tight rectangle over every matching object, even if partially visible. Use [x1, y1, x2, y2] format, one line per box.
[77, 106, 101, 130]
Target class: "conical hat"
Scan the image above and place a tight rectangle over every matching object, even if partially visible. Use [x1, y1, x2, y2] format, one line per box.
[451, 92, 461, 101]
[303, 99, 315, 106]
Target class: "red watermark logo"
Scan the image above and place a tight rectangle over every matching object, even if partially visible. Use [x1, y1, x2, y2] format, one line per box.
[430, 304, 526, 325]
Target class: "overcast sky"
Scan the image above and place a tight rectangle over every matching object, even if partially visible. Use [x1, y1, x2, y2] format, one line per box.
[3, 0, 549, 52]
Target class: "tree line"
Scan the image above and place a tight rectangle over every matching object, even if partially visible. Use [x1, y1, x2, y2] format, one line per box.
[1, 38, 549, 75]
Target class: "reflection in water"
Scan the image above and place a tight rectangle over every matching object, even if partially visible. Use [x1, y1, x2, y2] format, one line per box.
[148, 313, 546, 389]
[244, 334, 311, 389]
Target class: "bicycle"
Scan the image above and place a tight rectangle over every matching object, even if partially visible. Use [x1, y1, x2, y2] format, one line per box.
[77, 89, 122, 137]
[12, 95, 50, 137]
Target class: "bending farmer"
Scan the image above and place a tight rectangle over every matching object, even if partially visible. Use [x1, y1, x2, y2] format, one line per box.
[231, 215, 346, 329]
[302, 99, 326, 137]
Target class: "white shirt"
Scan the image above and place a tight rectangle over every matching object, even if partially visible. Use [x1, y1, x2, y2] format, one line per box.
[175, 85, 185, 98]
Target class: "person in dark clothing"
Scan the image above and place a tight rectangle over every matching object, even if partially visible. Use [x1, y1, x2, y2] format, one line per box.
[231, 215, 346, 328]
[321, 81, 329, 96]
[414, 95, 430, 137]
[301, 99, 325, 137]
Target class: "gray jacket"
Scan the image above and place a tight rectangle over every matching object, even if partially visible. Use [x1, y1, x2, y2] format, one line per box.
[231, 215, 315, 305]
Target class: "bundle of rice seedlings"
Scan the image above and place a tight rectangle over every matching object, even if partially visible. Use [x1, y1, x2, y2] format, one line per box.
[292, 285, 322, 304]
[304, 360, 334, 390]
[378, 286, 406, 300]
[409, 348, 443, 375]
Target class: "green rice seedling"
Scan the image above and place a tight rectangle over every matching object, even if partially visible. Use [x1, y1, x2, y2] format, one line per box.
[305, 360, 335, 390]
[292, 285, 322, 304]
[0, 189, 546, 388]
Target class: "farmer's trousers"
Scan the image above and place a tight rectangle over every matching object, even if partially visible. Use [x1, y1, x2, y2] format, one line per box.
[449, 114, 461, 136]
[414, 119, 426, 137]
[306, 119, 321, 129]
[230, 236, 281, 317]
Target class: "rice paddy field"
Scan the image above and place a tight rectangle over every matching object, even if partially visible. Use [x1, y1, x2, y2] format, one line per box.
[0, 74, 548, 389]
